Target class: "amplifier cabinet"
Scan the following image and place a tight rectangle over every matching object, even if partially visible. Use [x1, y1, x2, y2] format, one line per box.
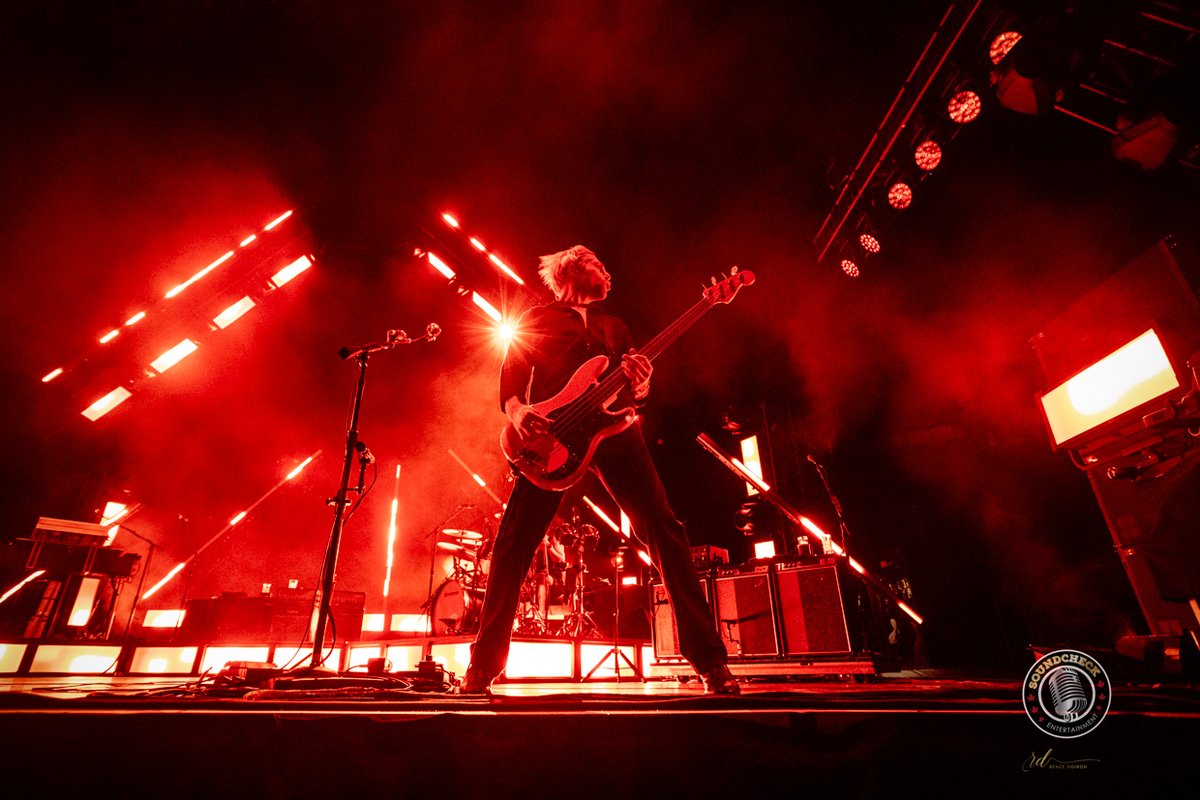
[713, 565, 779, 657]
[649, 575, 712, 660]
[774, 560, 853, 655]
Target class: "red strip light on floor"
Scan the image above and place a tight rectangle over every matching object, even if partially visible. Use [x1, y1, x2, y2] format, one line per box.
[165, 251, 234, 299]
[1038, 328, 1178, 447]
[150, 339, 198, 374]
[270, 255, 313, 288]
[212, 296, 256, 329]
[82, 387, 133, 421]
[42, 368, 64, 383]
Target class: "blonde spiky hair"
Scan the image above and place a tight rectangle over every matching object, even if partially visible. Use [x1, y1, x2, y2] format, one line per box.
[537, 245, 593, 299]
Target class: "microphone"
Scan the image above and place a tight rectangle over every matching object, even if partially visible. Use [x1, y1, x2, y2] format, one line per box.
[426, 323, 441, 341]
[355, 441, 376, 464]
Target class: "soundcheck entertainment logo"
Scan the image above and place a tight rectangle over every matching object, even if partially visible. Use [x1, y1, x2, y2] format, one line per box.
[1022, 649, 1111, 738]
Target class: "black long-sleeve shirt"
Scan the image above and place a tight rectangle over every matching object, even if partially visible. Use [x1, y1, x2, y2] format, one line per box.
[499, 302, 643, 412]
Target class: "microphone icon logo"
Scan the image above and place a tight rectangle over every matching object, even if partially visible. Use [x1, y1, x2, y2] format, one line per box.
[1022, 649, 1112, 738]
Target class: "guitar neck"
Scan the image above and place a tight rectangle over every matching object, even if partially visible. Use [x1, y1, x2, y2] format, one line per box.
[639, 297, 712, 363]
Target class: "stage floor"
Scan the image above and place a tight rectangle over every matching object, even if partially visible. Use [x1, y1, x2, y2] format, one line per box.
[1, 669, 1197, 795]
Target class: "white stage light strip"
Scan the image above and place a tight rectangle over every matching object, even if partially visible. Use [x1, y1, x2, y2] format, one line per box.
[142, 451, 321, 600]
[383, 464, 401, 602]
[0, 570, 46, 605]
[440, 211, 526, 286]
[81, 386, 133, 421]
[447, 449, 503, 504]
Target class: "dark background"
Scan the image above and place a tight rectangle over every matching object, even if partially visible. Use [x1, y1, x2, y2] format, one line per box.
[2, 1, 1197, 671]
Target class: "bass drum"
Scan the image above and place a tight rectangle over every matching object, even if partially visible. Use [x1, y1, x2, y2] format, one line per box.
[430, 579, 481, 636]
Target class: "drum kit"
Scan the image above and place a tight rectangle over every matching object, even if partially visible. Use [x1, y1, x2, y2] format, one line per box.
[424, 510, 610, 639]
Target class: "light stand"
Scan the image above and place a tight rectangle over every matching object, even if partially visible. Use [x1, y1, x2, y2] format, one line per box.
[306, 323, 440, 672]
[584, 546, 643, 683]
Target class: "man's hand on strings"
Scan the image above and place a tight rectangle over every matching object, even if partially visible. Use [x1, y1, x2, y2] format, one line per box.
[509, 402, 552, 439]
[622, 349, 652, 400]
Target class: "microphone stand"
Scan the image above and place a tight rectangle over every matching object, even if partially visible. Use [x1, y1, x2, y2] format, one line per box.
[117, 525, 164, 647]
[307, 324, 440, 672]
[808, 454, 849, 552]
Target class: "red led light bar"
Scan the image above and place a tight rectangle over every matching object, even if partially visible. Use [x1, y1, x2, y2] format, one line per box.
[82, 387, 133, 421]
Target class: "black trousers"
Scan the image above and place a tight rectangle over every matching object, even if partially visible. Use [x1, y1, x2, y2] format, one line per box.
[468, 425, 728, 679]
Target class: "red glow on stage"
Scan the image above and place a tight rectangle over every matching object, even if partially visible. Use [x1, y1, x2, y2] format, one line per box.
[100, 501, 130, 527]
[212, 296, 256, 329]
[947, 90, 981, 123]
[887, 182, 913, 209]
[165, 250, 234, 299]
[441, 213, 461, 229]
[81, 387, 132, 421]
[739, 435, 763, 496]
[269, 255, 313, 288]
[898, 600, 925, 625]
[497, 320, 516, 347]
[124, 311, 146, 327]
[239, 234, 257, 247]
[582, 496, 620, 532]
[840, 259, 860, 278]
[426, 252, 456, 280]
[472, 292, 502, 322]
[914, 140, 942, 170]
[989, 31, 1022, 65]
[859, 234, 881, 254]
[99, 329, 120, 344]
[731, 457, 771, 492]
[229, 511, 247, 526]
[41, 368, 64, 383]
[149, 339, 198, 374]
[263, 210, 293, 231]
[469, 237, 486, 252]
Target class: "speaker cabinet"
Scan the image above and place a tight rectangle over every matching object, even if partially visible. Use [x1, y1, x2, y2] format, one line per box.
[650, 576, 711, 660]
[714, 566, 778, 657]
[774, 561, 852, 655]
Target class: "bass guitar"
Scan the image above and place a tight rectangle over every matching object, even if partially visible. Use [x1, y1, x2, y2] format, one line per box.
[501, 267, 755, 490]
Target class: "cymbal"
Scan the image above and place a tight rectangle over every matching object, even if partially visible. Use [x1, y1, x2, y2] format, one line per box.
[441, 528, 483, 541]
[437, 541, 478, 559]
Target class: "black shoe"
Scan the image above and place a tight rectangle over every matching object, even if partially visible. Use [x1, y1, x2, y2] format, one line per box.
[458, 667, 492, 695]
[700, 665, 741, 695]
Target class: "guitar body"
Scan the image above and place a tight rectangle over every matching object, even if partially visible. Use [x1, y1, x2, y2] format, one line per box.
[500, 267, 754, 492]
[500, 355, 638, 491]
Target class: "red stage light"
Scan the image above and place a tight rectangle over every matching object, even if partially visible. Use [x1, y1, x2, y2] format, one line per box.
[441, 213, 461, 229]
[426, 252, 456, 280]
[270, 255, 313, 288]
[840, 259, 860, 278]
[859, 234, 881, 254]
[989, 31, 1022, 65]
[488, 253, 526, 286]
[914, 140, 942, 171]
[124, 311, 146, 327]
[212, 296, 256, 329]
[887, 182, 913, 209]
[99, 329, 120, 344]
[229, 511, 247, 526]
[286, 455, 315, 480]
[150, 339, 198, 374]
[496, 320, 516, 347]
[469, 237, 486, 252]
[947, 90, 982, 123]
[82, 387, 132, 421]
[41, 368, 64, 383]
[165, 251, 235, 299]
[472, 292, 501, 322]
[263, 210, 293, 231]
[239, 234, 257, 247]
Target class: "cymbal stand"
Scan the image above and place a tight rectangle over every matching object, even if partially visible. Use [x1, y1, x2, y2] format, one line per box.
[559, 536, 601, 639]
[584, 547, 643, 682]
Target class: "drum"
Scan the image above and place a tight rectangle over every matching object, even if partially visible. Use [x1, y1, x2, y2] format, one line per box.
[430, 579, 481, 636]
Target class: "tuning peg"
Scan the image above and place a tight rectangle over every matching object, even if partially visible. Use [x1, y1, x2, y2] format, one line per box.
[711, 276, 718, 286]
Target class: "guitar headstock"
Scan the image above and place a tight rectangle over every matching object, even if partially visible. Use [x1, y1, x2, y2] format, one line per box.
[703, 266, 756, 305]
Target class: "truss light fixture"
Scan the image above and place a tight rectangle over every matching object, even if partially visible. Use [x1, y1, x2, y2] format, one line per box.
[82, 387, 133, 421]
[947, 90, 982, 123]
[149, 339, 198, 374]
[887, 182, 913, 209]
[914, 140, 943, 171]
[269, 255, 313, 288]
[212, 296, 256, 329]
